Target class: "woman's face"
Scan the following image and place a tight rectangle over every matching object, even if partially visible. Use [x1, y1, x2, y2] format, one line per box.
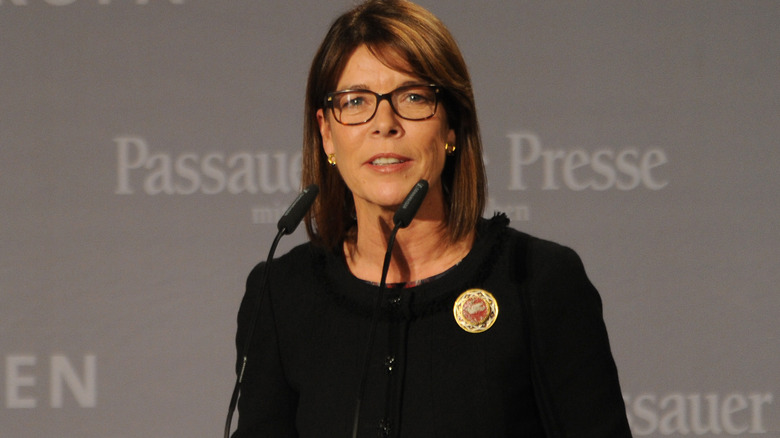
[317, 45, 455, 213]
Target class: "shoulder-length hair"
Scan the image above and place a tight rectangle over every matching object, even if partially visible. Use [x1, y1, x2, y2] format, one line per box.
[302, 0, 486, 250]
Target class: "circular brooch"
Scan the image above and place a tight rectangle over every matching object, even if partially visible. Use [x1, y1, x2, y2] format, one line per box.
[453, 288, 498, 333]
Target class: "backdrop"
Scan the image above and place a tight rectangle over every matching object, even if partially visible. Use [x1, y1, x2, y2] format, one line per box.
[1, 1, 778, 437]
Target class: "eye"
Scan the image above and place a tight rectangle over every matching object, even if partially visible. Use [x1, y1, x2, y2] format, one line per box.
[343, 96, 364, 108]
[337, 92, 371, 110]
[398, 88, 434, 105]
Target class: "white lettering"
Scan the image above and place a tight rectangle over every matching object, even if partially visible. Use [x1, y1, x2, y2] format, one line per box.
[658, 393, 689, 435]
[749, 393, 773, 433]
[688, 393, 722, 434]
[144, 153, 174, 195]
[114, 137, 301, 196]
[721, 393, 749, 434]
[50, 354, 97, 408]
[4, 354, 97, 409]
[540, 148, 565, 190]
[202, 152, 226, 194]
[562, 149, 590, 191]
[227, 153, 256, 194]
[507, 132, 540, 190]
[174, 153, 200, 195]
[642, 148, 669, 190]
[591, 149, 616, 191]
[174, 154, 200, 195]
[615, 148, 642, 190]
[629, 393, 658, 436]
[115, 136, 147, 194]
[624, 392, 774, 436]
[507, 132, 668, 191]
[5, 355, 36, 408]
[257, 152, 294, 194]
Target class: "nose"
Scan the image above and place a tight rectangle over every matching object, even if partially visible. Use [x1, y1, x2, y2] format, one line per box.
[371, 98, 402, 136]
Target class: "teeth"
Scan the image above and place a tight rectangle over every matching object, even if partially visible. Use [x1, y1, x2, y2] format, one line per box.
[372, 157, 402, 165]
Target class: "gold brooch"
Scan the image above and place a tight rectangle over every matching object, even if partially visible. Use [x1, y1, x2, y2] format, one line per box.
[453, 288, 498, 333]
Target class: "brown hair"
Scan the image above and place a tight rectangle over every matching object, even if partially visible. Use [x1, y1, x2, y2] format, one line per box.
[302, 0, 486, 250]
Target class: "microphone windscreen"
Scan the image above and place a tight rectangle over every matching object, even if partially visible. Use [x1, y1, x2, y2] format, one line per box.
[393, 180, 428, 228]
[277, 184, 319, 235]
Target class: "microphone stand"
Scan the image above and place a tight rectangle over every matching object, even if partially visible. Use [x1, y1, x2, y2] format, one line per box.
[351, 180, 428, 438]
[223, 230, 283, 438]
[223, 185, 318, 438]
[351, 222, 401, 438]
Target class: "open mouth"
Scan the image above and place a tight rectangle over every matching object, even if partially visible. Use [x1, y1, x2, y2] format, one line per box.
[371, 157, 406, 166]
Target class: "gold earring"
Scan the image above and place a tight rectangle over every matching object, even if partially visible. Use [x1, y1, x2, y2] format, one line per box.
[444, 143, 456, 156]
[327, 154, 337, 166]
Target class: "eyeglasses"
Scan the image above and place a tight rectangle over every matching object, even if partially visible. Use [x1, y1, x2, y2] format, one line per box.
[324, 84, 441, 125]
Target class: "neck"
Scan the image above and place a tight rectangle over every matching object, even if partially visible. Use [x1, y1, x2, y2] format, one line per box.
[344, 194, 474, 284]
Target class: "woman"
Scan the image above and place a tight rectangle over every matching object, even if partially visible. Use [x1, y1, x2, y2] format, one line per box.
[234, 1, 633, 437]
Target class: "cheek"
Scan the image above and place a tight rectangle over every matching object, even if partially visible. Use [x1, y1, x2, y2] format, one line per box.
[329, 126, 362, 152]
[426, 139, 448, 174]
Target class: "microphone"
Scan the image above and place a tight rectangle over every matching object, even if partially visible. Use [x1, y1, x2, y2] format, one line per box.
[224, 184, 319, 438]
[351, 179, 428, 438]
[392, 180, 428, 228]
[278, 184, 319, 235]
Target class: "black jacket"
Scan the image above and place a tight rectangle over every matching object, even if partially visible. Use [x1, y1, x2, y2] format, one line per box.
[233, 215, 632, 437]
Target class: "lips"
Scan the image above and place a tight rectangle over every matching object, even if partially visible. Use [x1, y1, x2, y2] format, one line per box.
[366, 154, 409, 166]
[371, 157, 404, 165]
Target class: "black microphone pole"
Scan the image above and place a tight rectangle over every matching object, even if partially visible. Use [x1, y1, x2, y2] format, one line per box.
[351, 180, 428, 438]
[224, 184, 319, 438]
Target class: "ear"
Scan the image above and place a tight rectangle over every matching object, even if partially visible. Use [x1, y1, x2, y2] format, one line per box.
[447, 127, 456, 148]
[317, 109, 334, 156]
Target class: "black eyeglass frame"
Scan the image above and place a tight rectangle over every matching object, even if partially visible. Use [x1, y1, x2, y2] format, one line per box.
[324, 84, 442, 126]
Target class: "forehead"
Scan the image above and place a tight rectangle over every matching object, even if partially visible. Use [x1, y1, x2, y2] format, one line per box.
[335, 45, 419, 90]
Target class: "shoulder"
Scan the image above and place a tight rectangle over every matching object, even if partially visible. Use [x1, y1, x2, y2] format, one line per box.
[498, 218, 575, 257]
[480, 213, 578, 260]
[497, 223, 586, 279]
[476, 213, 584, 275]
[499, 223, 600, 310]
[476, 214, 590, 294]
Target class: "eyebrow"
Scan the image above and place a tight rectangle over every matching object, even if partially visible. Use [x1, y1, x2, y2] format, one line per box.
[335, 80, 426, 92]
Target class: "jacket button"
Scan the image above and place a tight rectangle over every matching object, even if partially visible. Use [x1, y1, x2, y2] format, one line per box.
[384, 355, 395, 373]
[379, 419, 392, 437]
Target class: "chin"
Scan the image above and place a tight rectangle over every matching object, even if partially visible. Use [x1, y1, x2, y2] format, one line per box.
[354, 177, 432, 208]
[357, 189, 407, 210]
